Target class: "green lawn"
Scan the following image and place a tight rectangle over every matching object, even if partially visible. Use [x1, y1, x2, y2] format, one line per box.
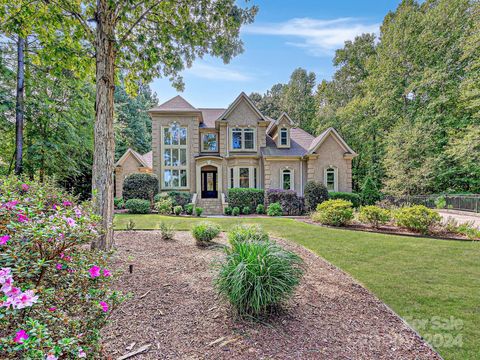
[114, 214, 480, 360]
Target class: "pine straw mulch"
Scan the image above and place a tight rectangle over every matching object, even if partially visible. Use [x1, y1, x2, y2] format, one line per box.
[101, 231, 440, 360]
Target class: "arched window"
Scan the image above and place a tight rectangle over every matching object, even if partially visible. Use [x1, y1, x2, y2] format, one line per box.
[281, 168, 294, 190]
[280, 128, 289, 146]
[324, 167, 337, 192]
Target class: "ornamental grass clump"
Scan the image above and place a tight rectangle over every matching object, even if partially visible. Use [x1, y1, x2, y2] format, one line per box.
[0, 177, 123, 359]
[215, 239, 304, 318]
[191, 221, 220, 246]
[227, 224, 269, 247]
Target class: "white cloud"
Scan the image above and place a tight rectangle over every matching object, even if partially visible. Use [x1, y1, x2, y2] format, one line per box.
[185, 62, 251, 81]
[243, 17, 379, 56]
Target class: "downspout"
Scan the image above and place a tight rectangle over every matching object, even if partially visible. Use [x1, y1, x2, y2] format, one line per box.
[300, 157, 304, 196]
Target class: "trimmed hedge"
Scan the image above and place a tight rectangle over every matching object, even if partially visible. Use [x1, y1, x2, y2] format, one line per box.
[304, 181, 329, 212]
[227, 188, 264, 210]
[123, 173, 159, 202]
[265, 189, 304, 216]
[125, 198, 151, 214]
[329, 192, 361, 208]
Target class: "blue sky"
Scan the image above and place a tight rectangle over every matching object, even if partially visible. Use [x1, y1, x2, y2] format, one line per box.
[151, 0, 401, 108]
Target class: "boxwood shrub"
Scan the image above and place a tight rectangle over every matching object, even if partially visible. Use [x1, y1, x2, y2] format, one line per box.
[227, 188, 264, 210]
[394, 205, 441, 234]
[265, 189, 304, 216]
[311, 199, 353, 226]
[125, 198, 151, 214]
[123, 173, 158, 202]
[358, 205, 391, 228]
[267, 202, 283, 216]
[329, 192, 361, 208]
[191, 221, 221, 246]
[232, 207, 240, 216]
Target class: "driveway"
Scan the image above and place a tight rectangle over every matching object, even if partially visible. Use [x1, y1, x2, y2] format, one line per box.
[437, 210, 480, 228]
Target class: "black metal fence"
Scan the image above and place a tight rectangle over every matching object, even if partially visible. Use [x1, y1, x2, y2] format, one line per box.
[388, 194, 480, 213]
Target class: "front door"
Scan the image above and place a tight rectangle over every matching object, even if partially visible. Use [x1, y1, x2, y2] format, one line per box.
[201, 170, 217, 198]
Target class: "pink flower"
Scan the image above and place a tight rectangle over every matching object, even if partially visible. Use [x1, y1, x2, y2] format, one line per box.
[103, 269, 111, 277]
[52, 204, 57, 210]
[1, 278, 14, 294]
[0, 268, 11, 282]
[56, 263, 63, 270]
[0, 235, 9, 245]
[66, 217, 76, 227]
[13, 329, 28, 343]
[63, 200, 73, 207]
[99, 301, 108, 312]
[13, 289, 39, 309]
[21, 184, 29, 192]
[78, 348, 86, 358]
[74, 208, 82, 218]
[46, 354, 58, 360]
[6, 286, 20, 298]
[48, 307, 57, 312]
[3, 200, 19, 210]
[89, 266, 101, 278]
[17, 213, 29, 223]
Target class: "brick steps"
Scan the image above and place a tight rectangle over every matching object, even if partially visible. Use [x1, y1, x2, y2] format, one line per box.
[196, 198, 223, 215]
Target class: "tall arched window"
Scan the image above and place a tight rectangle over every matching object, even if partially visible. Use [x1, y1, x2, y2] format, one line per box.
[324, 167, 337, 192]
[281, 168, 294, 190]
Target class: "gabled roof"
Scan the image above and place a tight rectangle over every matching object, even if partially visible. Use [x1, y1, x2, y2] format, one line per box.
[217, 92, 268, 122]
[148, 95, 198, 113]
[308, 127, 357, 155]
[115, 148, 151, 168]
[262, 127, 315, 157]
[267, 112, 295, 135]
[198, 108, 226, 128]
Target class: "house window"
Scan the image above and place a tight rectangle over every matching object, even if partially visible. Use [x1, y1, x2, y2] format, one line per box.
[239, 168, 250, 188]
[230, 168, 234, 188]
[282, 169, 293, 190]
[230, 127, 256, 151]
[229, 166, 258, 188]
[280, 128, 288, 146]
[324, 167, 337, 192]
[202, 133, 218, 152]
[162, 123, 188, 189]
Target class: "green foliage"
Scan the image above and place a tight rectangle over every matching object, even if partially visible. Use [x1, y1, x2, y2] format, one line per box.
[224, 206, 232, 215]
[114, 197, 125, 209]
[173, 205, 183, 216]
[184, 204, 194, 215]
[242, 206, 251, 215]
[267, 202, 283, 217]
[455, 222, 480, 240]
[191, 221, 220, 245]
[394, 205, 441, 234]
[329, 192, 361, 208]
[159, 222, 175, 241]
[214, 239, 304, 317]
[195, 207, 203, 217]
[358, 205, 391, 228]
[304, 181, 329, 212]
[256, 204, 265, 214]
[265, 189, 305, 216]
[125, 219, 136, 231]
[123, 173, 158, 202]
[434, 195, 447, 209]
[154, 198, 173, 215]
[125, 199, 151, 214]
[0, 177, 122, 359]
[227, 188, 264, 210]
[232, 207, 240, 216]
[312, 199, 354, 226]
[360, 177, 382, 205]
[227, 224, 269, 247]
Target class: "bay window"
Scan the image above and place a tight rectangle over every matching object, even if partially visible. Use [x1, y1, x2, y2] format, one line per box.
[230, 127, 256, 151]
[162, 123, 188, 189]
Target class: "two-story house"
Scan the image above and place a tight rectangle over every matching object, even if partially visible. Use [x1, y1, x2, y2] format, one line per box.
[115, 92, 357, 214]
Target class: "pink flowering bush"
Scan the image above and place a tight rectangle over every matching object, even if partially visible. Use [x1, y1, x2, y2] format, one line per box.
[0, 177, 123, 359]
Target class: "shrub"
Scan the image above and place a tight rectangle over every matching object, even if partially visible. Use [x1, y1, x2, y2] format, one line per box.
[232, 207, 240, 216]
[227, 188, 264, 210]
[122, 173, 158, 202]
[304, 181, 329, 212]
[191, 221, 221, 245]
[267, 202, 283, 216]
[173, 205, 183, 215]
[114, 197, 125, 209]
[153, 192, 169, 202]
[224, 206, 232, 216]
[125, 198, 151, 214]
[154, 198, 173, 215]
[195, 207, 203, 217]
[358, 205, 391, 228]
[227, 224, 269, 247]
[0, 177, 122, 359]
[312, 199, 354, 226]
[434, 195, 447, 209]
[215, 240, 304, 317]
[242, 206, 251, 215]
[265, 189, 304, 216]
[329, 192, 361, 208]
[256, 204, 265, 214]
[456, 222, 480, 240]
[166, 191, 191, 207]
[394, 205, 441, 234]
[185, 204, 194, 215]
[360, 177, 382, 205]
[159, 222, 175, 240]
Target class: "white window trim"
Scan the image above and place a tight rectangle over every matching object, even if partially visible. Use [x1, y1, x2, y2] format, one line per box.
[228, 166, 258, 188]
[278, 127, 290, 148]
[281, 167, 294, 190]
[201, 132, 219, 152]
[161, 124, 189, 190]
[229, 127, 257, 151]
[324, 166, 338, 192]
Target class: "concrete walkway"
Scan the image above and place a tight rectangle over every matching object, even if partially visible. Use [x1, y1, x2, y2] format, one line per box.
[438, 210, 480, 227]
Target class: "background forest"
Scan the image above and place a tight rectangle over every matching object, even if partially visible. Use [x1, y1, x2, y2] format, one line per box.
[1, 0, 479, 197]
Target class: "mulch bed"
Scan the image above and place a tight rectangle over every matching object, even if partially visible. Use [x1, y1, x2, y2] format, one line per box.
[101, 231, 440, 359]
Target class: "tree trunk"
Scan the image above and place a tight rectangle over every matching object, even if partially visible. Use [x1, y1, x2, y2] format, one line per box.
[91, 0, 116, 250]
[14, 37, 25, 176]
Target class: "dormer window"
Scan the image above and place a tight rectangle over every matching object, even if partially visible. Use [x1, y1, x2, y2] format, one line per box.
[280, 128, 289, 146]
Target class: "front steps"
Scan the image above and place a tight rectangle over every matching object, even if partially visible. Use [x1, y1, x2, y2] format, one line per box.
[196, 198, 223, 215]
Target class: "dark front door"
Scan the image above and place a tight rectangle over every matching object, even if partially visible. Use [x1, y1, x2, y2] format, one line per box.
[201, 170, 217, 198]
